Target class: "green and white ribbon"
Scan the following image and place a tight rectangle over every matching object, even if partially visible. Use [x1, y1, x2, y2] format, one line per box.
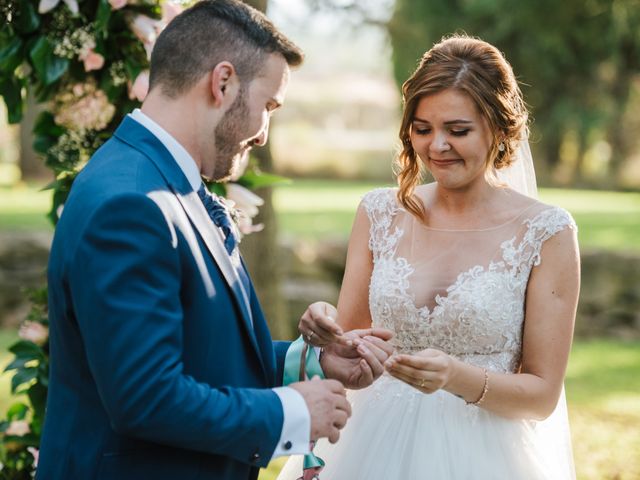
[283, 335, 326, 478]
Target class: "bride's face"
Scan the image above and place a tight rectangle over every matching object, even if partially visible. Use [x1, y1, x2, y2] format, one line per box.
[410, 88, 494, 190]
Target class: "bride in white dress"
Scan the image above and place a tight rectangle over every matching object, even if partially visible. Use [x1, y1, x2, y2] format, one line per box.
[278, 35, 579, 479]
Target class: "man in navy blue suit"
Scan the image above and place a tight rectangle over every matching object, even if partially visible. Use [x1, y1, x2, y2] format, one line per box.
[37, 1, 393, 479]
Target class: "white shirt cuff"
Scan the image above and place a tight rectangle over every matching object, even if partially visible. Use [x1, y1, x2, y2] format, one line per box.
[271, 387, 311, 459]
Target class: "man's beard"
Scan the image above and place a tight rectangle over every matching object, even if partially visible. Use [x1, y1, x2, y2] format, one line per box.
[211, 85, 251, 182]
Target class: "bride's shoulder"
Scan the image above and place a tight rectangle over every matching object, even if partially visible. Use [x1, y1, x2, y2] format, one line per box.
[361, 186, 399, 211]
[508, 191, 577, 233]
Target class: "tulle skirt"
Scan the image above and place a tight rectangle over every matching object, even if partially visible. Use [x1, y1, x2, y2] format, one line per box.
[277, 374, 575, 480]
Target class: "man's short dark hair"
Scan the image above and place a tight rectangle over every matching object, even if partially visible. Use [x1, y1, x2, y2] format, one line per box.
[149, 0, 304, 98]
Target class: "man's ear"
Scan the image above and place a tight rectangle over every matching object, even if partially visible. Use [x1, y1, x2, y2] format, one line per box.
[210, 61, 239, 109]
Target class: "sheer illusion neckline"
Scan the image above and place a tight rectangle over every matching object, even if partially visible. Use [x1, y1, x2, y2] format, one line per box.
[407, 202, 540, 232]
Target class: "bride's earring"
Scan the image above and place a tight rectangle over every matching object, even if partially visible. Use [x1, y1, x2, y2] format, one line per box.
[498, 142, 505, 152]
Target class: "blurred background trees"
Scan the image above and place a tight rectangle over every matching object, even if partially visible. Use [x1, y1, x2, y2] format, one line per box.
[389, 0, 640, 189]
[1, 1, 639, 478]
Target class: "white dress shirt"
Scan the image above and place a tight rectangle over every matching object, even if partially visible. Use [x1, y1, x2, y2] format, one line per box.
[129, 109, 311, 459]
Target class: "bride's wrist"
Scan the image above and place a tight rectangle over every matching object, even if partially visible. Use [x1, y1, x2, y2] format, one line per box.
[444, 356, 461, 391]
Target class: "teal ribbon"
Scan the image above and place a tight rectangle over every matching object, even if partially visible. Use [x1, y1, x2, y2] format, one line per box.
[283, 335, 325, 384]
[283, 335, 326, 476]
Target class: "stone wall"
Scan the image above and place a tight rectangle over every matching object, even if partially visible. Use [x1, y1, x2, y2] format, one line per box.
[1, 232, 638, 339]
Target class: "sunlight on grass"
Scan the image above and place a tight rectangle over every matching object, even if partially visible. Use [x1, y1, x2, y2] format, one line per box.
[0, 184, 53, 231]
[2, 181, 639, 251]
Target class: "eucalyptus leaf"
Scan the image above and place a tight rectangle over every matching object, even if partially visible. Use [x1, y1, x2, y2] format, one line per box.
[6, 403, 29, 421]
[3, 357, 30, 372]
[9, 340, 44, 361]
[11, 367, 38, 394]
[236, 170, 291, 189]
[30, 36, 69, 86]
[0, 37, 23, 72]
[33, 111, 64, 137]
[0, 76, 24, 124]
[33, 134, 57, 155]
[95, 0, 112, 34]
[16, 0, 40, 33]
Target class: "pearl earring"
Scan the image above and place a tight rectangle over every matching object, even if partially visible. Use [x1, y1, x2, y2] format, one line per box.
[498, 142, 505, 152]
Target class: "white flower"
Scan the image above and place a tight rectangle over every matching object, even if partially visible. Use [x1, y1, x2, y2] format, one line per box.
[129, 14, 163, 58]
[5, 421, 30, 437]
[38, 0, 79, 14]
[226, 184, 264, 219]
[19, 321, 49, 346]
[162, 1, 183, 23]
[128, 70, 150, 102]
[27, 447, 39, 467]
[225, 184, 265, 236]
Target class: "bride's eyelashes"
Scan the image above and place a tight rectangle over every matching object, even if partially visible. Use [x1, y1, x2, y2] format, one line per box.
[411, 126, 471, 137]
[450, 129, 470, 136]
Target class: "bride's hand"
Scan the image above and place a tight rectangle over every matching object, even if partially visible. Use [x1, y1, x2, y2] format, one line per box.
[384, 348, 458, 394]
[299, 301, 351, 347]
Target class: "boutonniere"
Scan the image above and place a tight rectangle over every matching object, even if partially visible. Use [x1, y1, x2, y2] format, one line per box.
[223, 183, 265, 239]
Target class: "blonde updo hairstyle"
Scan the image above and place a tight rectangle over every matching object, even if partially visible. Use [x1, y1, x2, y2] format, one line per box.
[396, 35, 529, 221]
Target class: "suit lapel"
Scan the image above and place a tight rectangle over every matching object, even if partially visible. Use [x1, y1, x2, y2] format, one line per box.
[175, 190, 256, 329]
[114, 117, 267, 379]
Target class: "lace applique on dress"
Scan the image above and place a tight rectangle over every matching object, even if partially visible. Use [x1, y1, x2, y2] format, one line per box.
[361, 188, 576, 375]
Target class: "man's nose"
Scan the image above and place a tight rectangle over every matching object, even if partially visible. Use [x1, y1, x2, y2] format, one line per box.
[251, 118, 270, 147]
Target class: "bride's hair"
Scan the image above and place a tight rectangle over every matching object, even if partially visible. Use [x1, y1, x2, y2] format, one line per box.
[395, 34, 529, 221]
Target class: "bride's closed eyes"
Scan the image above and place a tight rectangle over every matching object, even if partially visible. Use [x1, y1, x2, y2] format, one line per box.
[411, 124, 472, 137]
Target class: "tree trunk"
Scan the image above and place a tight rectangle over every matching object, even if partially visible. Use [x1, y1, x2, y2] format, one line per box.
[239, 0, 292, 340]
[19, 91, 50, 181]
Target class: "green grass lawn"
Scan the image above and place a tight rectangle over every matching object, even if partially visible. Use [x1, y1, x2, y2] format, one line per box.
[273, 180, 640, 253]
[2, 180, 640, 252]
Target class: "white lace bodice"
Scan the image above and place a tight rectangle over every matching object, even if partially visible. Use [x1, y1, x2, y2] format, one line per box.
[364, 187, 576, 373]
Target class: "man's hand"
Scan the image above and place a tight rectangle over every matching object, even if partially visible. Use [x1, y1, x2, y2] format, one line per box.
[321, 328, 394, 390]
[289, 377, 351, 443]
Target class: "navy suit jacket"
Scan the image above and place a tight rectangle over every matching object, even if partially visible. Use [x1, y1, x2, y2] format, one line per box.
[37, 117, 291, 480]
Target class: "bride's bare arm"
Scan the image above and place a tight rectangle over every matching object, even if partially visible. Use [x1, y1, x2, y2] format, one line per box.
[387, 226, 580, 420]
[297, 203, 374, 344]
[336, 203, 375, 332]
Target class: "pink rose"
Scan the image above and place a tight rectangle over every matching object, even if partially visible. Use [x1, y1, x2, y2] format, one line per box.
[162, 1, 183, 24]
[82, 50, 105, 72]
[128, 70, 150, 102]
[130, 14, 160, 45]
[19, 321, 49, 346]
[108, 0, 127, 9]
[5, 420, 30, 437]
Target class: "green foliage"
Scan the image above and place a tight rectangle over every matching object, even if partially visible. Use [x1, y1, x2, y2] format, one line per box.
[0, 0, 162, 474]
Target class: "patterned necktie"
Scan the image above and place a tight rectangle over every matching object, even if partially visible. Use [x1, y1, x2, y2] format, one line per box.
[197, 184, 238, 255]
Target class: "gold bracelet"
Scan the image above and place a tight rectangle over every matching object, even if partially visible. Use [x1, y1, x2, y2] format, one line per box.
[466, 368, 489, 406]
